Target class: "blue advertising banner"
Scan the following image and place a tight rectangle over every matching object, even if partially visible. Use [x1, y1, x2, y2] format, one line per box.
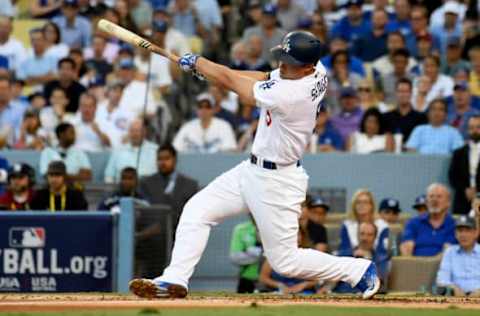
[0, 213, 113, 292]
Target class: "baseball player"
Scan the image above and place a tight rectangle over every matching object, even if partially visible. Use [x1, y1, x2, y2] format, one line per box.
[129, 31, 380, 299]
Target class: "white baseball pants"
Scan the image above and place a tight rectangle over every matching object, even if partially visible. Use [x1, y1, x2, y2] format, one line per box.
[155, 160, 370, 288]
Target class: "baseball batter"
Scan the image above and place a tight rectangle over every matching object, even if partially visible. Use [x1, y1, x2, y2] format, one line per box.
[129, 31, 380, 299]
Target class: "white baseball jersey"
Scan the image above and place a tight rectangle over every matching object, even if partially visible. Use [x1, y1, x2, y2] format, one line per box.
[251, 63, 328, 165]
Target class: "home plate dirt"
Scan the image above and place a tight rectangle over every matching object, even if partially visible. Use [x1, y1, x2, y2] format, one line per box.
[0, 294, 480, 312]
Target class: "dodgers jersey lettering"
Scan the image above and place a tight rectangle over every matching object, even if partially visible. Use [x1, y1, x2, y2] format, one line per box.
[252, 63, 328, 165]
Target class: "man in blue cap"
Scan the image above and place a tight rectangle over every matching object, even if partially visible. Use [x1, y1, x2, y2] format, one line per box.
[330, 87, 364, 143]
[447, 82, 480, 138]
[412, 194, 427, 214]
[379, 198, 401, 225]
[242, 4, 287, 62]
[331, 0, 370, 43]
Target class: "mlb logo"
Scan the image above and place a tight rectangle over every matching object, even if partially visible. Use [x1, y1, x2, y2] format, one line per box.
[9, 227, 46, 248]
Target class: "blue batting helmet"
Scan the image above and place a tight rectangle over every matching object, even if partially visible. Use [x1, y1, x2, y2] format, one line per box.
[271, 31, 323, 66]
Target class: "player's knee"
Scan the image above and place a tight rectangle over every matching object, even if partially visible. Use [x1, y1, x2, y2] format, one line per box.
[266, 250, 299, 278]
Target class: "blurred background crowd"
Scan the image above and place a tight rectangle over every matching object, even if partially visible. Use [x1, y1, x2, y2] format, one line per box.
[0, 0, 480, 297]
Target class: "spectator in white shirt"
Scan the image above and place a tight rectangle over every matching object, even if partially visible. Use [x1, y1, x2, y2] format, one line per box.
[412, 55, 454, 112]
[42, 21, 69, 64]
[173, 93, 237, 153]
[0, 15, 27, 72]
[96, 83, 132, 148]
[116, 58, 159, 118]
[104, 119, 158, 183]
[72, 93, 110, 152]
[40, 88, 75, 146]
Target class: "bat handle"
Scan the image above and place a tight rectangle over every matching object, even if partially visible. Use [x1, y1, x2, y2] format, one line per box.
[150, 45, 180, 64]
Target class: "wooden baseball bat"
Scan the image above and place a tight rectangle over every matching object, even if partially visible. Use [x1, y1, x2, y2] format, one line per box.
[97, 19, 180, 63]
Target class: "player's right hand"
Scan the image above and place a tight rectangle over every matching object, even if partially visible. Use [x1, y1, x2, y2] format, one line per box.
[178, 53, 199, 72]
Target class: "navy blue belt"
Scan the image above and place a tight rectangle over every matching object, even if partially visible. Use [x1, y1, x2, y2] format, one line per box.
[250, 154, 300, 170]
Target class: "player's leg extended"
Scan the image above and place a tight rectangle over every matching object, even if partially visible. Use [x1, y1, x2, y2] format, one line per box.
[130, 162, 249, 298]
[243, 164, 375, 294]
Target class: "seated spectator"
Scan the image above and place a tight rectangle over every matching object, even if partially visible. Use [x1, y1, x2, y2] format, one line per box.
[468, 46, 480, 98]
[448, 82, 480, 138]
[43, 57, 86, 113]
[378, 198, 401, 225]
[385, 0, 412, 38]
[412, 194, 428, 215]
[129, 0, 153, 31]
[258, 226, 317, 294]
[0, 76, 25, 147]
[173, 93, 237, 153]
[84, 33, 118, 71]
[229, 214, 262, 294]
[10, 79, 29, 110]
[303, 196, 330, 252]
[14, 108, 47, 150]
[71, 93, 110, 152]
[104, 119, 158, 183]
[40, 88, 75, 144]
[351, 9, 389, 62]
[339, 189, 389, 260]
[436, 216, 480, 297]
[335, 222, 389, 293]
[325, 51, 363, 111]
[0, 15, 27, 72]
[330, 87, 363, 144]
[39, 123, 92, 183]
[347, 108, 394, 154]
[52, 0, 92, 49]
[320, 36, 365, 78]
[330, 0, 369, 43]
[406, 99, 464, 154]
[98, 167, 147, 211]
[208, 86, 238, 129]
[116, 58, 159, 118]
[95, 83, 132, 148]
[441, 38, 470, 77]
[243, 35, 271, 72]
[371, 31, 414, 76]
[42, 22, 69, 64]
[299, 12, 329, 58]
[0, 163, 36, 211]
[276, 0, 305, 32]
[400, 183, 456, 257]
[309, 107, 343, 153]
[0, 155, 9, 194]
[376, 49, 415, 106]
[412, 55, 454, 112]
[28, 92, 47, 111]
[430, 2, 462, 55]
[139, 143, 198, 227]
[242, 4, 287, 63]
[357, 80, 390, 113]
[16, 28, 57, 88]
[449, 115, 480, 215]
[31, 161, 88, 211]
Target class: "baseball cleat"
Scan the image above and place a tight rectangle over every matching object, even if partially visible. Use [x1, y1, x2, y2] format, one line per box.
[355, 263, 381, 299]
[129, 279, 188, 299]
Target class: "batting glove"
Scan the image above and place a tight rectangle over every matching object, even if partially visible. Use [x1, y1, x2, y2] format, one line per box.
[178, 53, 200, 72]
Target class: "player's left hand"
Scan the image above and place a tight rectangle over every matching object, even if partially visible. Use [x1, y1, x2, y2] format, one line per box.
[178, 53, 199, 72]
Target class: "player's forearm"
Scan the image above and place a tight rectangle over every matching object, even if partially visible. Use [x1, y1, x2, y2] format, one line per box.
[231, 70, 269, 81]
[196, 57, 237, 89]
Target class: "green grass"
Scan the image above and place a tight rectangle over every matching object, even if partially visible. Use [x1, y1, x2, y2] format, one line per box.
[1, 306, 479, 316]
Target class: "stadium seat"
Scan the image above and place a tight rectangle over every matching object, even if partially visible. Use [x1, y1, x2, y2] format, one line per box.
[387, 256, 441, 293]
[12, 19, 46, 49]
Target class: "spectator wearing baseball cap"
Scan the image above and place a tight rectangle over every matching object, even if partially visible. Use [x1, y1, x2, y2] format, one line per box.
[430, 2, 463, 55]
[447, 82, 480, 138]
[0, 163, 36, 211]
[330, 0, 370, 43]
[436, 216, 480, 297]
[173, 92, 237, 153]
[30, 161, 88, 211]
[242, 4, 287, 63]
[379, 198, 401, 225]
[52, 0, 92, 49]
[441, 37, 470, 77]
[303, 196, 330, 252]
[412, 194, 427, 214]
[330, 87, 364, 143]
[151, 11, 191, 57]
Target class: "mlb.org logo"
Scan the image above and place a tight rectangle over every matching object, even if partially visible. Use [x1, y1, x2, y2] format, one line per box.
[9, 227, 46, 248]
